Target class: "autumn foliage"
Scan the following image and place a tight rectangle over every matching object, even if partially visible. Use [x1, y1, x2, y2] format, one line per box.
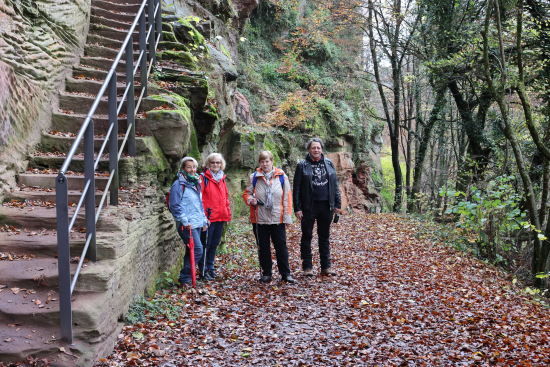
[95, 215, 550, 366]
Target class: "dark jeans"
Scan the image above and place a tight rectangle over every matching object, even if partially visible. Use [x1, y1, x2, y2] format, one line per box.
[252, 223, 290, 277]
[176, 223, 203, 284]
[198, 221, 225, 272]
[300, 200, 334, 270]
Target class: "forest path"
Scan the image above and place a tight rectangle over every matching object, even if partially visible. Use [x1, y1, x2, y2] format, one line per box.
[96, 214, 550, 366]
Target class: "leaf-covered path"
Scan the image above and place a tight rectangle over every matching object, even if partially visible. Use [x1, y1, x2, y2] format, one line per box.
[97, 214, 550, 366]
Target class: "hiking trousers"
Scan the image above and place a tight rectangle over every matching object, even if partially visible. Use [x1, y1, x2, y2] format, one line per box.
[252, 223, 291, 277]
[176, 224, 203, 284]
[300, 200, 333, 270]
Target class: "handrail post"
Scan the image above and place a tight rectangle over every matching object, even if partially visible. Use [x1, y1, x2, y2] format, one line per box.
[84, 120, 97, 261]
[155, 0, 162, 43]
[139, 8, 148, 97]
[108, 75, 119, 205]
[155, 0, 162, 42]
[55, 173, 73, 344]
[148, 0, 156, 67]
[126, 37, 136, 157]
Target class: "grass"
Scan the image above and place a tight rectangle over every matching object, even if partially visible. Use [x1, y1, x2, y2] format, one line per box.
[380, 146, 407, 212]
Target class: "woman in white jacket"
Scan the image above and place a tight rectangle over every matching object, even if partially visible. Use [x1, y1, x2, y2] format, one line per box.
[243, 151, 294, 284]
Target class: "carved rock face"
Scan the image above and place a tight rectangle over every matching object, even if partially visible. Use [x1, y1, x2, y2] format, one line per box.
[325, 152, 381, 214]
[233, 0, 260, 20]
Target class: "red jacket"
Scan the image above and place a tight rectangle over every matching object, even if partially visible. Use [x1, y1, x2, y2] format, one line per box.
[201, 169, 231, 222]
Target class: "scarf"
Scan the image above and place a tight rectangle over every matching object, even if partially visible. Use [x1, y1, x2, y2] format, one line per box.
[210, 169, 224, 183]
[262, 168, 275, 210]
[180, 171, 201, 186]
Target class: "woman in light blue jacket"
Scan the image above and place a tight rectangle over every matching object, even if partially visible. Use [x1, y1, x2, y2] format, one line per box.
[169, 156, 208, 287]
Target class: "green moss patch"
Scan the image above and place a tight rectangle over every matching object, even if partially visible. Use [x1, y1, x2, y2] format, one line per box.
[158, 50, 198, 70]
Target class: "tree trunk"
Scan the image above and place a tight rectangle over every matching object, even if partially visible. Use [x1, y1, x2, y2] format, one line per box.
[408, 84, 447, 213]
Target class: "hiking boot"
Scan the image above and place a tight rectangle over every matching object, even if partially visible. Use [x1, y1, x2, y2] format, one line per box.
[282, 275, 296, 283]
[207, 269, 218, 278]
[175, 282, 191, 289]
[260, 275, 272, 283]
[303, 268, 314, 277]
[199, 271, 214, 281]
[321, 268, 336, 276]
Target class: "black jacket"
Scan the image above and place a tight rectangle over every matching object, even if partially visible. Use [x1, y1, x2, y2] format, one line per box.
[293, 153, 341, 212]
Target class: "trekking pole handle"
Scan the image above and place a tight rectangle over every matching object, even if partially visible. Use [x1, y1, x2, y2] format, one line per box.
[207, 207, 212, 219]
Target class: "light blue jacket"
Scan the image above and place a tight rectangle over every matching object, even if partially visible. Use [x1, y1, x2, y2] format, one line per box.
[169, 173, 207, 228]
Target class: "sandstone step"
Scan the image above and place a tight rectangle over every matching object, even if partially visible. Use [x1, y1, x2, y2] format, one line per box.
[92, 0, 142, 14]
[90, 14, 133, 32]
[93, 0, 144, 5]
[58, 92, 163, 116]
[51, 112, 148, 136]
[85, 43, 144, 62]
[58, 92, 132, 115]
[30, 154, 133, 173]
[0, 232, 85, 258]
[0, 231, 119, 260]
[73, 65, 142, 82]
[0, 257, 117, 292]
[0, 323, 67, 364]
[0, 204, 123, 232]
[66, 76, 142, 96]
[18, 173, 110, 191]
[87, 33, 143, 51]
[6, 188, 105, 206]
[90, 24, 139, 43]
[91, 5, 148, 24]
[79, 56, 127, 73]
[39, 133, 151, 156]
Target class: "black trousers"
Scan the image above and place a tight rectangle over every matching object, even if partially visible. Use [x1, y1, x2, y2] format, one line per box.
[300, 200, 334, 270]
[252, 223, 290, 277]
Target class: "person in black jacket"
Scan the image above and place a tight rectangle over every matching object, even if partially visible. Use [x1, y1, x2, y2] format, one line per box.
[293, 137, 341, 276]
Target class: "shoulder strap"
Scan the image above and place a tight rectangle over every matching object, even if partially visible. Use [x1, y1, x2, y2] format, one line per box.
[252, 171, 258, 188]
[200, 173, 208, 189]
[279, 174, 285, 188]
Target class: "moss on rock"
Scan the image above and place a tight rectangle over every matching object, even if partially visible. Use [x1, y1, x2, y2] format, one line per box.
[158, 50, 198, 70]
[189, 129, 201, 161]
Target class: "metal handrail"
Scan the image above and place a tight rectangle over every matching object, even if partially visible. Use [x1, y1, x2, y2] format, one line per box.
[55, 0, 163, 344]
[235, 104, 250, 123]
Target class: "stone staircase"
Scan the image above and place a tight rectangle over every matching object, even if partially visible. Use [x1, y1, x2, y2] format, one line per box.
[0, 0, 168, 364]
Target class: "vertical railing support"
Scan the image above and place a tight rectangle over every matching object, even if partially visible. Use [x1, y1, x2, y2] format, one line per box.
[126, 37, 136, 157]
[139, 8, 148, 98]
[155, 0, 162, 43]
[108, 75, 119, 205]
[148, 0, 156, 67]
[84, 121, 97, 261]
[246, 110, 249, 124]
[55, 173, 73, 344]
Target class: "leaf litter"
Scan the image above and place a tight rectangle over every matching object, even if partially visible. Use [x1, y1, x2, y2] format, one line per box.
[93, 214, 550, 366]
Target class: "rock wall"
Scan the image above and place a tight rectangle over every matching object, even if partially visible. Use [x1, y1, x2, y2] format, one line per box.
[0, 0, 90, 201]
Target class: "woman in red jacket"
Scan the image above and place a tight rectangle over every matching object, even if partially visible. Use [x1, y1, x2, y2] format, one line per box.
[198, 153, 232, 281]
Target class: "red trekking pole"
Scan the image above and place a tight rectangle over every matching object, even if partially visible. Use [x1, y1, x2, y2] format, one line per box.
[188, 228, 196, 288]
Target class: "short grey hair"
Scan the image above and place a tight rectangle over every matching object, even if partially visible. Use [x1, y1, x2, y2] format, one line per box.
[306, 137, 324, 150]
[180, 156, 198, 169]
[204, 153, 226, 170]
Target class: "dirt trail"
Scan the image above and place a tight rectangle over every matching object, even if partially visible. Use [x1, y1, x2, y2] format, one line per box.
[97, 214, 550, 366]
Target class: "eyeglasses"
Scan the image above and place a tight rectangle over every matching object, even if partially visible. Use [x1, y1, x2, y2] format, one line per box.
[210, 161, 222, 165]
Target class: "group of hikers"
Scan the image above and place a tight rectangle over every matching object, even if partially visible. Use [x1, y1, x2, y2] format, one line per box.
[168, 137, 342, 288]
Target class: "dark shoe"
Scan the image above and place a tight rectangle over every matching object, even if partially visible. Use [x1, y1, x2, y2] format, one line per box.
[200, 271, 214, 281]
[303, 268, 313, 277]
[282, 275, 295, 283]
[208, 269, 218, 278]
[321, 268, 336, 276]
[260, 275, 272, 283]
